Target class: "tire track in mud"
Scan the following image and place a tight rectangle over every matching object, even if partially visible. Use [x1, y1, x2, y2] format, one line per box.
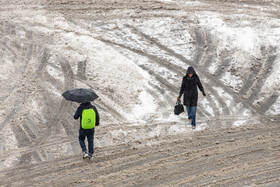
[138, 64, 207, 117]
[122, 34, 213, 117]
[16, 48, 55, 165]
[46, 61, 126, 122]
[48, 55, 126, 122]
[117, 48, 174, 115]
[139, 135, 277, 177]
[1, 118, 253, 172]
[0, 21, 78, 166]
[175, 159, 280, 187]
[0, 98, 23, 132]
[125, 25, 231, 116]
[77, 60, 87, 80]
[239, 60, 262, 96]
[68, 19, 216, 118]
[34, 55, 74, 146]
[101, 30, 214, 117]
[0, 50, 2, 63]
[74, 20, 247, 123]
[201, 28, 216, 69]
[97, 127, 280, 186]
[36, 49, 49, 77]
[43, 71, 64, 93]
[12, 48, 126, 165]
[0, 22, 40, 153]
[260, 92, 279, 114]
[47, 65, 122, 122]
[247, 55, 276, 109]
[188, 28, 227, 120]
[0, 24, 276, 172]
[1, 122, 278, 175]
[193, 27, 206, 65]
[127, 24, 280, 128]
[128, 25, 258, 114]
[0, 2, 278, 186]
[0, 41, 33, 98]
[215, 58, 231, 79]
[3, 123, 278, 186]
[0, 39, 17, 58]
[0, 137, 77, 164]
[237, 48, 277, 114]
[0, 142, 146, 184]
[117, 150, 278, 187]
[204, 82, 230, 115]
[215, 165, 280, 187]
[110, 39, 209, 117]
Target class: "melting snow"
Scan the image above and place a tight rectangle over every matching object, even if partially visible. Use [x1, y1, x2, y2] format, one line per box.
[132, 91, 157, 121]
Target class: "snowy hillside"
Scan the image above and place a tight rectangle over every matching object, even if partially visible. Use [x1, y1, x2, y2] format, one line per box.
[0, 1, 279, 183]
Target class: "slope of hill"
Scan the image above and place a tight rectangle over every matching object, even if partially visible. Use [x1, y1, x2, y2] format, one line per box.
[0, 0, 279, 186]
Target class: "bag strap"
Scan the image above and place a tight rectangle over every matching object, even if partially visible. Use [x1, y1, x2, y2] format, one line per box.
[176, 99, 181, 105]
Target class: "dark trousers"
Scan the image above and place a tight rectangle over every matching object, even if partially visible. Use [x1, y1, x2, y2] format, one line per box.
[79, 128, 95, 156]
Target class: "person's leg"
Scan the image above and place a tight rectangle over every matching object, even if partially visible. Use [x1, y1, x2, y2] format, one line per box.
[191, 106, 197, 127]
[187, 106, 191, 120]
[87, 128, 95, 156]
[79, 129, 87, 153]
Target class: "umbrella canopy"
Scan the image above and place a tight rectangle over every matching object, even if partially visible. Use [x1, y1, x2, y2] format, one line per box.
[62, 88, 99, 103]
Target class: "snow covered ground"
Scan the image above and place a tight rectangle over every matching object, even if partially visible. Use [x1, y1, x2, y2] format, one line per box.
[0, 0, 279, 171]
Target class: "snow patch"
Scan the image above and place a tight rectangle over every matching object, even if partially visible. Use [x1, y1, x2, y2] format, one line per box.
[185, 1, 205, 6]
[46, 65, 64, 82]
[221, 72, 243, 92]
[132, 91, 157, 121]
[168, 123, 188, 135]
[266, 96, 280, 115]
[200, 97, 214, 117]
[197, 13, 267, 59]
[261, 57, 280, 95]
[0, 125, 19, 168]
[159, 0, 173, 2]
[0, 55, 14, 81]
[195, 123, 208, 131]
[148, 125, 162, 138]
[213, 86, 233, 107]
[210, 94, 223, 114]
[208, 60, 219, 74]
[17, 30, 26, 39]
[233, 120, 248, 127]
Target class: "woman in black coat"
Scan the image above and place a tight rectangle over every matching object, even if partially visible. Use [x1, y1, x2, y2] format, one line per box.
[177, 67, 206, 129]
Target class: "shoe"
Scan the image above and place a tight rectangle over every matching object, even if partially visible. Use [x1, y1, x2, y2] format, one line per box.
[83, 152, 89, 159]
[89, 155, 94, 161]
[192, 126, 196, 129]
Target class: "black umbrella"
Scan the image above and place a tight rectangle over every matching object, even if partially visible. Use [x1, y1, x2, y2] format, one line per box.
[62, 88, 99, 103]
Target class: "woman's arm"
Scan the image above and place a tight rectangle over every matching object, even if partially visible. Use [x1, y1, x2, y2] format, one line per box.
[197, 77, 206, 96]
[178, 77, 186, 98]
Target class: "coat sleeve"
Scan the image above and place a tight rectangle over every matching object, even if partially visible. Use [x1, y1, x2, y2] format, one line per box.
[74, 106, 81, 120]
[179, 77, 185, 98]
[197, 77, 205, 94]
[93, 106, 100, 126]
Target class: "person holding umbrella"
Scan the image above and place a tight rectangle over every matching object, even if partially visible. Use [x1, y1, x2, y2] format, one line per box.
[177, 67, 206, 129]
[62, 88, 100, 161]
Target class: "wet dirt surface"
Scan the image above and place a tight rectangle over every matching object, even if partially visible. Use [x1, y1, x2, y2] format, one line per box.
[0, 0, 279, 186]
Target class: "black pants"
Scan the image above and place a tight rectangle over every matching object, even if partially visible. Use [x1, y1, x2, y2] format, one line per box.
[79, 128, 95, 156]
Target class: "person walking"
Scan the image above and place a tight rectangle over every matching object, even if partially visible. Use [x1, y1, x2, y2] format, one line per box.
[74, 102, 99, 161]
[177, 67, 206, 129]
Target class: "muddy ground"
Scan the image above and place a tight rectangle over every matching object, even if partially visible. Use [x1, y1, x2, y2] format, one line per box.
[0, 122, 279, 186]
[0, 0, 279, 186]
